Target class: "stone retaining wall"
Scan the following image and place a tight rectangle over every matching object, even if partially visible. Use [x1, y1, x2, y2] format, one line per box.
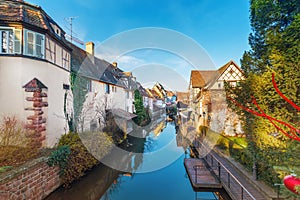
[0, 157, 60, 200]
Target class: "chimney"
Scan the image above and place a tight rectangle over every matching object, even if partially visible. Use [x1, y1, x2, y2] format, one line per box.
[112, 62, 117, 68]
[86, 42, 94, 64]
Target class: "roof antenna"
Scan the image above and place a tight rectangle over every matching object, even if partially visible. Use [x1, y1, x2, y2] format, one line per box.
[64, 16, 84, 45]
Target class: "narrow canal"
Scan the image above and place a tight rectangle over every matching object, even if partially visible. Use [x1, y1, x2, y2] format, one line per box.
[46, 118, 229, 200]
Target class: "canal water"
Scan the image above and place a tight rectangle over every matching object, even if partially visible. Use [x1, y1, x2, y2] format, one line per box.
[46, 119, 227, 200]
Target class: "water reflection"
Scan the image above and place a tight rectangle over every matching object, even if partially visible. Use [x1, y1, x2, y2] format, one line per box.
[46, 116, 228, 200]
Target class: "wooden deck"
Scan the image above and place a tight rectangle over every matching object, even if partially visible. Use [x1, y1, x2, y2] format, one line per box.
[184, 158, 222, 191]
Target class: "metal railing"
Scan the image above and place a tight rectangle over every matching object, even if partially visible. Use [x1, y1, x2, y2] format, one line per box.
[203, 153, 256, 200]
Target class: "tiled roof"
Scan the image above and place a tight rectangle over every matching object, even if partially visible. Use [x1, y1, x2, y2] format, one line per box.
[146, 88, 154, 98]
[190, 60, 241, 88]
[23, 78, 47, 89]
[176, 91, 189, 101]
[138, 84, 149, 97]
[190, 70, 208, 88]
[70, 43, 125, 87]
[0, 0, 68, 46]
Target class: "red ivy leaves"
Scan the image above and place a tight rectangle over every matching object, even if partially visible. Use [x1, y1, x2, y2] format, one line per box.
[227, 73, 300, 142]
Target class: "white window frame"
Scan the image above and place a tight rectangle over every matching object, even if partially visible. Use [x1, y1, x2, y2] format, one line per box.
[0, 27, 14, 54]
[14, 29, 21, 54]
[24, 29, 45, 59]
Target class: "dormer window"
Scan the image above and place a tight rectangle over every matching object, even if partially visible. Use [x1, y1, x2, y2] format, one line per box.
[50, 23, 61, 37]
[24, 29, 45, 59]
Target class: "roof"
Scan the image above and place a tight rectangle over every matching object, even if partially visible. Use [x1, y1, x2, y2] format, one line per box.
[0, 0, 69, 48]
[70, 43, 125, 87]
[138, 84, 149, 97]
[190, 60, 242, 88]
[110, 108, 137, 120]
[176, 91, 189, 101]
[146, 88, 154, 98]
[166, 90, 175, 97]
[23, 78, 47, 89]
[190, 70, 206, 88]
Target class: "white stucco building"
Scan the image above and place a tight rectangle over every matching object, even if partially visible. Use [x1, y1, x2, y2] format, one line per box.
[70, 42, 137, 133]
[0, 0, 73, 147]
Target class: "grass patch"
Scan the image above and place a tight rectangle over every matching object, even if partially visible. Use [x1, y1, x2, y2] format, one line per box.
[0, 166, 13, 173]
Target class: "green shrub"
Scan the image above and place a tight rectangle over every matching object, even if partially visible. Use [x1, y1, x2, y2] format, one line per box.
[57, 132, 99, 187]
[47, 145, 71, 175]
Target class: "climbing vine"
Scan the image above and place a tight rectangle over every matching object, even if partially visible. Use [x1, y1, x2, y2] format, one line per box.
[70, 72, 89, 132]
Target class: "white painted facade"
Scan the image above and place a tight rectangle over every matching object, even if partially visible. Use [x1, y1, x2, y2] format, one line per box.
[0, 56, 72, 146]
[0, 1, 72, 147]
[78, 79, 132, 132]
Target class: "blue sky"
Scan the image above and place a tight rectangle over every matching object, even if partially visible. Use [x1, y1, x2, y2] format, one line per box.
[29, 0, 251, 91]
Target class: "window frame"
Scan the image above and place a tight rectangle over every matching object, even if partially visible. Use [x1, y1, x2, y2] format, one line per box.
[62, 49, 70, 70]
[0, 27, 15, 54]
[105, 84, 110, 94]
[24, 29, 45, 59]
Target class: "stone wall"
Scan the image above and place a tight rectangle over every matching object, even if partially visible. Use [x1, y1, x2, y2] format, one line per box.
[209, 90, 244, 136]
[0, 157, 60, 200]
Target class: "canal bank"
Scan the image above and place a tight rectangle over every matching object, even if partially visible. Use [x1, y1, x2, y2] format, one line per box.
[45, 122, 229, 200]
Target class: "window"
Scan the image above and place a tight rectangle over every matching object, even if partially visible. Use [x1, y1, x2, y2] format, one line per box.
[0, 28, 21, 54]
[62, 49, 70, 70]
[105, 84, 110, 94]
[14, 29, 21, 54]
[126, 91, 130, 99]
[230, 81, 237, 87]
[0, 28, 14, 54]
[86, 80, 92, 92]
[24, 29, 45, 58]
[45, 37, 56, 63]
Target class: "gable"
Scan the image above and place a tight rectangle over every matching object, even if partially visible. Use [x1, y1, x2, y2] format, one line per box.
[23, 78, 48, 89]
[218, 61, 244, 82]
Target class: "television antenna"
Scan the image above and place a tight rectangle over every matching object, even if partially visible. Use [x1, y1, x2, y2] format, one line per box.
[64, 16, 84, 45]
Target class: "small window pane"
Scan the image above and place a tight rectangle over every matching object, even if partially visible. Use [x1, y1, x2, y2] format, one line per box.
[27, 32, 34, 43]
[36, 45, 42, 57]
[2, 31, 7, 53]
[27, 43, 34, 55]
[106, 84, 110, 94]
[26, 31, 34, 55]
[36, 34, 43, 45]
[8, 31, 13, 53]
[14, 29, 21, 54]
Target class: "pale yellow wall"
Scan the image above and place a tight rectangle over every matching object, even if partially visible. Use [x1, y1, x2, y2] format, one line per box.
[0, 57, 71, 147]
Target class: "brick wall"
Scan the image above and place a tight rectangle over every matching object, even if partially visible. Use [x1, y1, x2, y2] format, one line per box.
[0, 157, 60, 200]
